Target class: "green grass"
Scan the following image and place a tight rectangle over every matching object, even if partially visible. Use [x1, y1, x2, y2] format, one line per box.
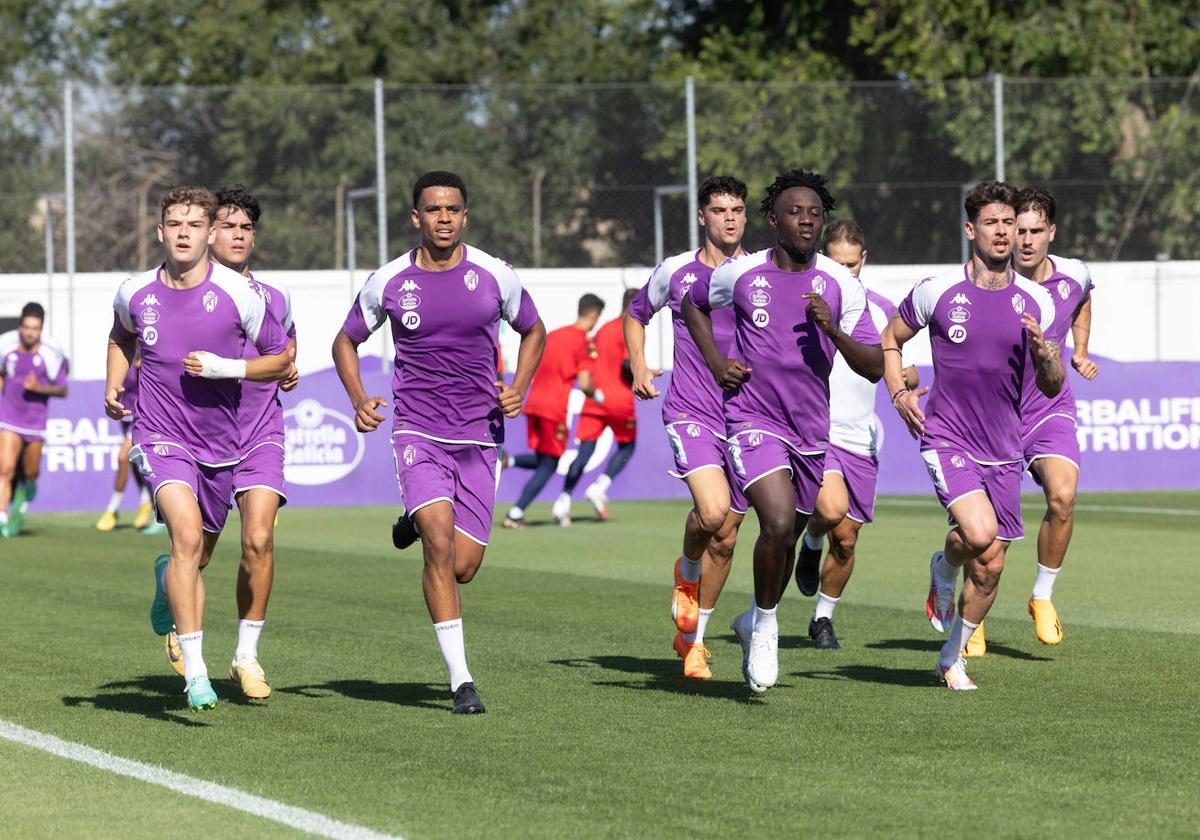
[2, 491, 1198, 838]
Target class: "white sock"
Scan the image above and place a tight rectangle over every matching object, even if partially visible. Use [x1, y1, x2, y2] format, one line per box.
[803, 530, 824, 551]
[939, 616, 979, 667]
[678, 554, 701, 584]
[685, 608, 714, 645]
[934, 551, 959, 586]
[555, 491, 571, 506]
[235, 619, 264, 661]
[813, 591, 839, 621]
[433, 619, 473, 691]
[0, 512, 8, 526]
[106, 491, 124, 514]
[1031, 563, 1061, 601]
[593, 474, 612, 494]
[753, 605, 778, 637]
[139, 485, 151, 505]
[178, 631, 208, 682]
[506, 506, 524, 520]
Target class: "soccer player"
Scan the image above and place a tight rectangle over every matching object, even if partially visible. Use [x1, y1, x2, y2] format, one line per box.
[684, 170, 883, 692]
[881, 180, 1064, 691]
[625, 175, 750, 679]
[95, 357, 159, 533]
[794, 221, 919, 649]
[963, 187, 1097, 655]
[106, 185, 292, 711]
[562, 287, 640, 521]
[0, 302, 69, 538]
[332, 170, 545, 714]
[169, 186, 299, 699]
[503, 294, 602, 528]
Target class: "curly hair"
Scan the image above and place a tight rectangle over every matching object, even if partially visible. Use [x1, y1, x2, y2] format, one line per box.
[214, 186, 262, 225]
[759, 169, 836, 219]
[160, 186, 217, 222]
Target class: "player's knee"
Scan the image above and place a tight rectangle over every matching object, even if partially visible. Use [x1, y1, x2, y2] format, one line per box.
[1046, 489, 1075, 523]
[814, 499, 848, 528]
[455, 567, 476, 584]
[171, 532, 204, 562]
[694, 502, 728, 535]
[241, 528, 274, 565]
[830, 534, 856, 565]
[758, 511, 793, 546]
[959, 522, 997, 554]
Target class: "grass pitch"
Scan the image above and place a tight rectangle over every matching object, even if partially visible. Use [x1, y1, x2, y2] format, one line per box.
[1, 491, 1198, 838]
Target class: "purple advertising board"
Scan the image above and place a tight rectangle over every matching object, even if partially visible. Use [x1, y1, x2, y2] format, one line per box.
[21, 356, 1200, 515]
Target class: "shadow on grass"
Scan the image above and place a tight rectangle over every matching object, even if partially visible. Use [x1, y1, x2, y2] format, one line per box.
[866, 637, 1053, 662]
[550, 656, 766, 702]
[277, 680, 447, 712]
[792, 664, 936, 688]
[62, 675, 208, 727]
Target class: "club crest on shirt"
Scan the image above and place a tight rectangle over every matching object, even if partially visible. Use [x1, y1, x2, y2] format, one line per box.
[750, 289, 771, 307]
[752, 308, 769, 328]
[153, 444, 170, 456]
[947, 324, 967, 344]
[1057, 279, 1071, 300]
[1011, 293, 1025, 315]
[686, 423, 701, 438]
[951, 293, 972, 305]
[747, 431, 763, 447]
[142, 308, 160, 325]
[750, 276, 772, 289]
[203, 290, 218, 313]
[403, 444, 416, 466]
[464, 270, 479, 291]
[142, 326, 159, 346]
[950, 454, 966, 469]
[812, 277, 827, 296]
[948, 306, 970, 324]
[400, 293, 420, 311]
[400, 312, 421, 331]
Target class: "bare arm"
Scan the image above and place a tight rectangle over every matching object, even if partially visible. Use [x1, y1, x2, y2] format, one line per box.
[496, 318, 547, 418]
[1070, 297, 1098, 380]
[280, 336, 300, 391]
[24, 376, 68, 398]
[332, 329, 388, 432]
[903, 365, 919, 389]
[882, 315, 931, 440]
[623, 314, 663, 400]
[682, 294, 751, 388]
[1022, 312, 1065, 397]
[105, 330, 136, 420]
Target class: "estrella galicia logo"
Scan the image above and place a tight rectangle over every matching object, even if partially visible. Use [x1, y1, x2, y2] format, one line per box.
[283, 398, 365, 485]
[949, 306, 970, 324]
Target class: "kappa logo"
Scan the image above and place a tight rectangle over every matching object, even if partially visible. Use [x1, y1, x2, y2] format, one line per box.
[686, 423, 701, 438]
[812, 277, 827, 296]
[680, 272, 698, 285]
[464, 269, 479, 291]
[752, 308, 770, 328]
[142, 326, 159, 346]
[1011, 293, 1025, 315]
[403, 444, 417, 466]
[951, 293, 972, 305]
[948, 306, 970, 324]
[140, 293, 161, 307]
[1057, 279, 1071, 300]
[750, 276, 772, 289]
[401, 312, 421, 331]
[750, 289, 771, 307]
[202, 290, 218, 313]
[950, 454, 966, 469]
[400, 293, 421, 311]
[947, 324, 967, 344]
[142, 308, 160, 325]
[400, 279, 421, 292]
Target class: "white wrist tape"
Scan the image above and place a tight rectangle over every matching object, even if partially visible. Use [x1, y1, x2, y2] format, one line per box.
[195, 352, 247, 380]
[594, 388, 606, 405]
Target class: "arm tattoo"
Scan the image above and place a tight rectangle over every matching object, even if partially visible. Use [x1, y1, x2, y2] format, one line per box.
[1039, 339, 1061, 369]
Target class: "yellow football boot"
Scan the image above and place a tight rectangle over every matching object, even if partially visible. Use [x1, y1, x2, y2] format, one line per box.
[964, 621, 986, 657]
[133, 502, 154, 530]
[229, 658, 272, 700]
[95, 511, 117, 532]
[1028, 598, 1063, 645]
[165, 629, 185, 677]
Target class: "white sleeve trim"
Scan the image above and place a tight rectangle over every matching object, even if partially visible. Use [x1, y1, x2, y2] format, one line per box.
[211, 264, 267, 343]
[906, 268, 961, 328]
[818, 255, 868, 337]
[113, 269, 158, 334]
[37, 338, 68, 381]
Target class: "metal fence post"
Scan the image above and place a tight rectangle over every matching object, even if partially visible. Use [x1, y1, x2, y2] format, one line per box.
[993, 73, 1005, 182]
[686, 77, 698, 252]
[64, 80, 76, 361]
[374, 78, 389, 372]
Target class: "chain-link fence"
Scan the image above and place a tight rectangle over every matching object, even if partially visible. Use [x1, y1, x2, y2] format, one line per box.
[2, 76, 1196, 274]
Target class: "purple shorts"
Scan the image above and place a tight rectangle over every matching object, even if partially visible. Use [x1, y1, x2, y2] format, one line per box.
[392, 434, 499, 546]
[234, 441, 288, 505]
[728, 430, 825, 515]
[664, 422, 749, 515]
[920, 445, 1023, 541]
[823, 444, 879, 524]
[0, 424, 43, 444]
[129, 442, 234, 534]
[1022, 414, 1081, 483]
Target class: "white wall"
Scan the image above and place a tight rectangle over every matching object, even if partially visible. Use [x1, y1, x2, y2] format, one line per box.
[2, 259, 1196, 380]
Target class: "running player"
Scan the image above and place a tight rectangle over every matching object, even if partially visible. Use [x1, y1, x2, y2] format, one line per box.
[794, 220, 919, 649]
[562, 287, 639, 521]
[964, 187, 1097, 655]
[625, 175, 750, 679]
[503, 295, 602, 528]
[169, 186, 299, 699]
[95, 356, 159, 533]
[0, 302, 69, 538]
[332, 170, 545, 714]
[881, 180, 1064, 690]
[107, 185, 292, 712]
[684, 170, 883, 692]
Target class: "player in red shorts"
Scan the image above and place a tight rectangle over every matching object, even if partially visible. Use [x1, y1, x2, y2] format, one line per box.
[560, 288, 639, 521]
[504, 294, 604, 527]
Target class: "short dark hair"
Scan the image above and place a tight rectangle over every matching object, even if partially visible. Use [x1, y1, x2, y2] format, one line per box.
[412, 171, 468, 209]
[621, 288, 638, 310]
[214, 186, 262, 225]
[1014, 187, 1056, 224]
[824, 219, 866, 250]
[964, 181, 1018, 222]
[759, 169, 837, 219]
[578, 293, 605, 316]
[161, 185, 217, 222]
[698, 175, 748, 209]
[20, 302, 45, 322]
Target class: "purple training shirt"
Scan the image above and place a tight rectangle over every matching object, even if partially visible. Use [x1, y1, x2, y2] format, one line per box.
[898, 264, 1056, 463]
[112, 261, 290, 466]
[240, 274, 296, 453]
[690, 249, 880, 453]
[340, 244, 540, 447]
[628, 249, 737, 435]
[0, 331, 69, 437]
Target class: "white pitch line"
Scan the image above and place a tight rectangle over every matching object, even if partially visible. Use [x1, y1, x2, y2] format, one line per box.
[0, 719, 402, 840]
[876, 498, 1199, 517]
